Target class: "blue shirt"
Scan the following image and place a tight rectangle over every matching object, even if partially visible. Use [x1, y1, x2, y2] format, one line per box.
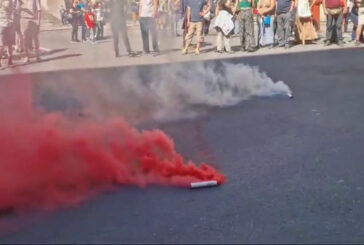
[187, 0, 207, 22]
[276, 0, 292, 14]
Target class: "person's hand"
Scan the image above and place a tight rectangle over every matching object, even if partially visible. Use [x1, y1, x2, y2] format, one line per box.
[324, 8, 328, 15]
[187, 21, 190, 27]
[343, 7, 348, 14]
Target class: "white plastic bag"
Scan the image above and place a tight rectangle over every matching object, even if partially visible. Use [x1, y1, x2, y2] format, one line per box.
[297, 0, 312, 18]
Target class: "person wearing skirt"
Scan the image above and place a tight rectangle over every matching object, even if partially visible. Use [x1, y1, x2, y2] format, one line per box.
[295, 0, 318, 44]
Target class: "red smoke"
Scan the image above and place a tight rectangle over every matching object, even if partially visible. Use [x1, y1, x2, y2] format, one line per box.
[0, 78, 225, 212]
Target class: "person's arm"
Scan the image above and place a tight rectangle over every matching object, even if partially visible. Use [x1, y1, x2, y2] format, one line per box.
[322, 0, 328, 15]
[342, 0, 347, 13]
[186, 6, 191, 26]
[290, 0, 295, 11]
[264, 0, 276, 14]
[139, 0, 143, 16]
[153, 0, 158, 17]
[37, 0, 41, 26]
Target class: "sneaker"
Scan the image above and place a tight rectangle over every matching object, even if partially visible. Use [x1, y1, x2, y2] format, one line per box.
[215, 50, 224, 53]
[323, 40, 331, 46]
[226, 50, 234, 54]
[151, 51, 160, 56]
[355, 40, 361, 46]
[23, 57, 30, 63]
[195, 49, 200, 55]
[181, 48, 188, 55]
[278, 43, 285, 48]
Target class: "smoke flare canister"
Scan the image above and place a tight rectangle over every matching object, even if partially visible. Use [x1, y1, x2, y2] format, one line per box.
[190, 180, 218, 189]
[288, 92, 293, 99]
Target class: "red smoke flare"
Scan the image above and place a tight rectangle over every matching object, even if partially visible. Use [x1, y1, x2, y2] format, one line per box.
[0, 78, 225, 212]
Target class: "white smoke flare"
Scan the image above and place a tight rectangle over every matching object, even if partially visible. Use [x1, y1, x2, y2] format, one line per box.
[38, 62, 291, 123]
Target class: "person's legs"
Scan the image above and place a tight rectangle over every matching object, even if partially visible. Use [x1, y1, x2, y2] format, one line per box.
[140, 17, 150, 53]
[216, 30, 223, 51]
[239, 11, 246, 50]
[348, 12, 358, 40]
[284, 12, 292, 44]
[195, 21, 203, 53]
[335, 13, 343, 44]
[120, 19, 132, 54]
[276, 14, 285, 46]
[223, 34, 231, 52]
[148, 17, 159, 53]
[246, 10, 256, 50]
[72, 23, 79, 41]
[183, 22, 197, 52]
[326, 13, 334, 43]
[111, 24, 120, 56]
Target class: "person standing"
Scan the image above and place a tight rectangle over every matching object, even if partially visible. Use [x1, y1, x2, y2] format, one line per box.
[295, 0, 318, 44]
[22, 0, 41, 63]
[310, 0, 322, 31]
[0, 0, 14, 67]
[84, 6, 95, 42]
[214, 0, 234, 53]
[237, 0, 257, 51]
[13, 0, 24, 53]
[109, 0, 135, 57]
[355, 0, 364, 44]
[257, 0, 276, 47]
[182, 0, 209, 55]
[276, 0, 295, 48]
[323, 0, 346, 46]
[139, 0, 159, 55]
[70, 2, 80, 42]
[93, 1, 105, 40]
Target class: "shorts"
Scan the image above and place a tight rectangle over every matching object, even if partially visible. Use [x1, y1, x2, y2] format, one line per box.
[185, 21, 204, 43]
[0, 24, 15, 46]
[359, 8, 364, 25]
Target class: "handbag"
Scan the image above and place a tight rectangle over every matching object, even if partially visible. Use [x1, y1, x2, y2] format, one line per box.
[327, 7, 342, 15]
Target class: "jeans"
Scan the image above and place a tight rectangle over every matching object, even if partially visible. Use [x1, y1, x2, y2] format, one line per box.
[111, 18, 131, 56]
[96, 21, 104, 39]
[347, 12, 358, 40]
[259, 15, 275, 46]
[326, 12, 343, 42]
[276, 12, 292, 45]
[139, 17, 159, 53]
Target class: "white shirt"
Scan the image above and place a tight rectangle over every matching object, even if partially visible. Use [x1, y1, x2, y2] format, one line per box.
[140, 0, 154, 17]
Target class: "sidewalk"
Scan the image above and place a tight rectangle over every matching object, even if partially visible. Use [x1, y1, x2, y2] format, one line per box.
[1, 18, 362, 75]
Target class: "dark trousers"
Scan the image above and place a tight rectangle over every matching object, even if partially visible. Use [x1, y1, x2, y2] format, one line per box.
[71, 23, 78, 41]
[326, 12, 343, 42]
[111, 20, 131, 56]
[347, 12, 358, 40]
[96, 21, 104, 39]
[139, 17, 159, 53]
[276, 12, 292, 45]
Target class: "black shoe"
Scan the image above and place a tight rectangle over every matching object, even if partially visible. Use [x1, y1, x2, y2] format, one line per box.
[324, 40, 331, 46]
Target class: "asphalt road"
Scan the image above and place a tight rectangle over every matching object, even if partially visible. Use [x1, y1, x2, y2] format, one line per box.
[1, 48, 364, 243]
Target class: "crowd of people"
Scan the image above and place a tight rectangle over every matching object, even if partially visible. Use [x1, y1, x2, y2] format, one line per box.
[1, 0, 363, 67]
[91, 0, 364, 57]
[0, 0, 41, 67]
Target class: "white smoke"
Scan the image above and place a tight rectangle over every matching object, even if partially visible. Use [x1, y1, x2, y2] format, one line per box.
[117, 62, 291, 121]
[38, 62, 291, 123]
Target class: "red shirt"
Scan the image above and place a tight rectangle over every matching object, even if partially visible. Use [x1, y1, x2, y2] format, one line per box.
[325, 0, 341, 8]
[84, 13, 95, 28]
